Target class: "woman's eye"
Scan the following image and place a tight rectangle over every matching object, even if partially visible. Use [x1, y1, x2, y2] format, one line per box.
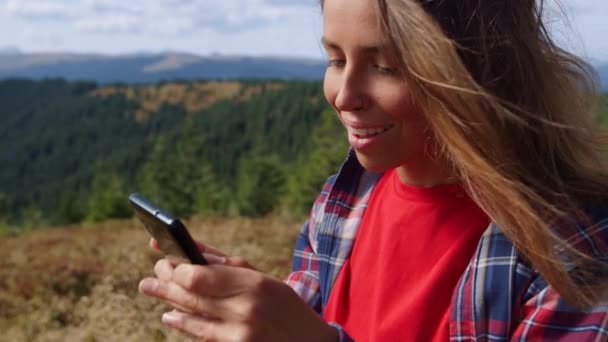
[374, 64, 397, 76]
[327, 59, 346, 68]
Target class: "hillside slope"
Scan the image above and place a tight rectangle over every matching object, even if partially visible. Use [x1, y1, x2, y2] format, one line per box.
[0, 216, 299, 341]
[0, 79, 341, 224]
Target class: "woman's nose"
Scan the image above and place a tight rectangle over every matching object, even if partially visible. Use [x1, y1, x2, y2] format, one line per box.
[334, 72, 367, 112]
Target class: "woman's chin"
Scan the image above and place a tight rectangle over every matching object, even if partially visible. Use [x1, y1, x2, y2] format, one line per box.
[354, 151, 399, 173]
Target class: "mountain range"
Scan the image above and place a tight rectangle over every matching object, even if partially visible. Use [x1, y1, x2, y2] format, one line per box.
[0, 50, 606, 90]
[0, 51, 326, 84]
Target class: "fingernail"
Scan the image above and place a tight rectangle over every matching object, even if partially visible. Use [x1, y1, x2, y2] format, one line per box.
[203, 253, 226, 264]
[162, 311, 181, 326]
[139, 278, 158, 294]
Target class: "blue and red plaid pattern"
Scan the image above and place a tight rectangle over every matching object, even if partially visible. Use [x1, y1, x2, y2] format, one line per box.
[285, 150, 608, 341]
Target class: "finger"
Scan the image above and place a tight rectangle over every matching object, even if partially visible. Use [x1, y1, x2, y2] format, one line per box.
[152, 237, 216, 255]
[194, 240, 228, 257]
[139, 277, 197, 315]
[202, 253, 227, 265]
[154, 258, 175, 281]
[139, 278, 201, 315]
[201, 253, 258, 270]
[223, 256, 257, 270]
[161, 309, 246, 341]
[172, 263, 264, 298]
[154, 237, 232, 265]
[139, 277, 227, 318]
[202, 252, 257, 271]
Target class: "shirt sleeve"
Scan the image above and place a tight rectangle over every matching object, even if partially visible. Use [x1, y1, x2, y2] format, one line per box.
[286, 217, 358, 342]
[284, 175, 336, 314]
[510, 276, 608, 341]
[285, 217, 323, 314]
[284, 174, 358, 341]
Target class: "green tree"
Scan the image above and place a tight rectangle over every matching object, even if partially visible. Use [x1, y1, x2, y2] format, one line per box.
[56, 178, 87, 224]
[285, 109, 349, 217]
[138, 137, 171, 207]
[194, 164, 231, 216]
[0, 193, 10, 237]
[236, 155, 287, 217]
[86, 172, 131, 222]
[168, 123, 207, 216]
[0, 193, 7, 220]
[19, 206, 46, 231]
[138, 122, 225, 217]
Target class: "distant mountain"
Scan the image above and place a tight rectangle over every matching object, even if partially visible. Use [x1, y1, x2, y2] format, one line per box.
[0, 50, 605, 89]
[0, 46, 21, 56]
[0, 52, 326, 83]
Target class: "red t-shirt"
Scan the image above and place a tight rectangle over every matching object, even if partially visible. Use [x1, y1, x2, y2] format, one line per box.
[324, 169, 490, 341]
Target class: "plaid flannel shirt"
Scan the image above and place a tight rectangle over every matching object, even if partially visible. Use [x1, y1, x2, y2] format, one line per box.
[285, 150, 608, 341]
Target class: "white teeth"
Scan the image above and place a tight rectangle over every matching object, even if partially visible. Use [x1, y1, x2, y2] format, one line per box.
[351, 125, 393, 138]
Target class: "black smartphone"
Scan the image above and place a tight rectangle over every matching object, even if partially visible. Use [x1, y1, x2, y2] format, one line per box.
[128, 193, 207, 265]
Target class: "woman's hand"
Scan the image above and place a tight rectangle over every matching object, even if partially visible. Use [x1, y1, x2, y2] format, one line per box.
[148, 237, 256, 270]
[140, 240, 338, 342]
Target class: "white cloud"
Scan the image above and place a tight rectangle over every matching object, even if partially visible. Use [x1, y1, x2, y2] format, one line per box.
[0, 0, 604, 62]
[3, 0, 312, 35]
[74, 13, 140, 33]
[0, 0, 323, 57]
[5, 0, 77, 19]
[86, 0, 142, 15]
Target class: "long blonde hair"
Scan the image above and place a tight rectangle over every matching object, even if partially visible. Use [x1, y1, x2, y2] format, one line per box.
[323, 0, 608, 307]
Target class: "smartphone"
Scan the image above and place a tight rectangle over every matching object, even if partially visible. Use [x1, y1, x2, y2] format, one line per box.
[128, 193, 207, 265]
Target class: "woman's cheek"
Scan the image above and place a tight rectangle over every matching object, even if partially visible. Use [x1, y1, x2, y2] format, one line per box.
[384, 92, 423, 127]
[323, 71, 339, 108]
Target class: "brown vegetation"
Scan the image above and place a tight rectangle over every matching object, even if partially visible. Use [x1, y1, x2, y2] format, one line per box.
[90, 81, 285, 122]
[0, 216, 300, 341]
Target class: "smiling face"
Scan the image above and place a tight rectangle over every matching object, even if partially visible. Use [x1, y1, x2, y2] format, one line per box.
[322, 0, 454, 186]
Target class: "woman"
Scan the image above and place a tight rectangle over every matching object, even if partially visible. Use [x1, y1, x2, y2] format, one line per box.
[139, 0, 608, 340]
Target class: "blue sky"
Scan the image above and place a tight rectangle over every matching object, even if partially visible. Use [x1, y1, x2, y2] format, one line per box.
[0, 0, 606, 64]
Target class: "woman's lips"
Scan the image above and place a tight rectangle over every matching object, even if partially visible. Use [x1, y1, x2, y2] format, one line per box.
[350, 125, 394, 138]
[347, 124, 395, 150]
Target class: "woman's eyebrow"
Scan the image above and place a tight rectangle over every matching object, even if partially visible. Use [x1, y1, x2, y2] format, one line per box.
[320, 36, 340, 50]
[320, 36, 387, 54]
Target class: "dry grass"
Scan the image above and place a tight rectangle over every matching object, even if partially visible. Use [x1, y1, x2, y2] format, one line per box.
[0, 216, 300, 341]
[89, 81, 285, 123]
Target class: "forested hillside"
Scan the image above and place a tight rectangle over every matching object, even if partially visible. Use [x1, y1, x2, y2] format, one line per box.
[0, 79, 347, 229]
[1, 79, 606, 231]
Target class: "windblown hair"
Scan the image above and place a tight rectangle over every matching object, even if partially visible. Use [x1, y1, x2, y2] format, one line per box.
[322, 0, 608, 307]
